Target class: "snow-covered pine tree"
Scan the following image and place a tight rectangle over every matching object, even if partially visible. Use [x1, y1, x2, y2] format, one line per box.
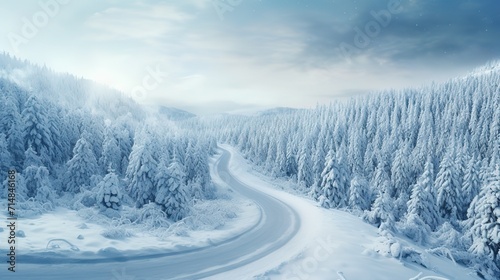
[0, 133, 13, 172]
[298, 138, 314, 191]
[318, 150, 349, 208]
[467, 165, 500, 268]
[154, 156, 171, 201]
[100, 132, 121, 174]
[6, 109, 24, 168]
[113, 124, 133, 175]
[126, 135, 157, 207]
[155, 156, 188, 221]
[435, 147, 463, 222]
[370, 160, 392, 205]
[348, 126, 367, 176]
[184, 141, 196, 184]
[273, 136, 287, 177]
[24, 145, 43, 169]
[24, 165, 52, 200]
[312, 136, 326, 191]
[285, 143, 298, 178]
[406, 158, 440, 230]
[96, 170, 123, 214]
[391, 143, 413, 220]
[462, 156, 481, 213]
[364, 186, 395, 233]
[190, 143, 213, 198]
[22, 95, 53, 166]
[33, 166, 56, 204]
[47, 107, 69, 164]
[64, 133, 99, 193]
[349, 174, 370, 211]
[0, 96, 18, 133]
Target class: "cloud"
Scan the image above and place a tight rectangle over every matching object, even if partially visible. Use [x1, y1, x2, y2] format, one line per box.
[84, 2, 192, 41]
[1, 0, 499, 114]
[295, 0, 500, 67]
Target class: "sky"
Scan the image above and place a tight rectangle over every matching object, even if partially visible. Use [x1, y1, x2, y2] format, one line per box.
[0, 0, 499, 115]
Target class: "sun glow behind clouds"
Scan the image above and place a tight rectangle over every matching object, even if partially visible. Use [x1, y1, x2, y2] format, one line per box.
[0, 0, 499, 114]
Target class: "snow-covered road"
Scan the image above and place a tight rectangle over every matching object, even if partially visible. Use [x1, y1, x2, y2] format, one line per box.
[3, 147, 307, 280]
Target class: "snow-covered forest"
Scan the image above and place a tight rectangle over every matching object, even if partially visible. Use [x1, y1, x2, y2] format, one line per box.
[198, 61, 500, 277]
[1, 52, 499, 279]
[0, 53, 216, 224]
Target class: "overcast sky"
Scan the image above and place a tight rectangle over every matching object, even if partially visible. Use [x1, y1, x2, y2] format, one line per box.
[1, 0, 499, 114]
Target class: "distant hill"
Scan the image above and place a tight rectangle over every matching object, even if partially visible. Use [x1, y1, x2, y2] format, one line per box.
[158, 106, 196, 121]
[258, 107, 303, 116]
[0, 53, 200, 122]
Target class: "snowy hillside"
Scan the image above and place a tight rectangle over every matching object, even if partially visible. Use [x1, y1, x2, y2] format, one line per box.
[158, 106, 197, 121]
[0, 53, 145, 121]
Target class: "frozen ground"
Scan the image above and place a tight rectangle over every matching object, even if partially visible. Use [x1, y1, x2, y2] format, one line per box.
[0, 146, 480, 279]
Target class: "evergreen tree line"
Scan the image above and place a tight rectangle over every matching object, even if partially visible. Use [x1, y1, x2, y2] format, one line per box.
[0, 76, 215, 222]
[201, 61, 500, 273]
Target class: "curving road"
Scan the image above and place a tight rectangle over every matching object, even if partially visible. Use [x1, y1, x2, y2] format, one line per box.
[3, 148, 301, 280]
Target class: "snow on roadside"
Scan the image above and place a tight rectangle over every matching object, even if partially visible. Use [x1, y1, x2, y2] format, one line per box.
[219, 144, 480, 280]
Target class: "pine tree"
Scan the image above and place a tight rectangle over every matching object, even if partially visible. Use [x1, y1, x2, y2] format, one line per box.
[24, 165, 52, 199]
[0, 133, 13, 172]
[349, 175, 370, 211]
[312, 137, 326, 191]
[64, 134, 99, 193]
[33, 166, 56, 204]
[189, 144, 212, 198]
[184, 141, 196, 184]
[298, 138, 314, 190]
[22, 95, 53, 166]
[47, 107, 69, 164]
[370, 160, 392, 204]
[155, 157, 188, 221]
[406, 159, 440, 230]
[273, 137, 287, 177]
[6, 110, 24, 168]
[100, 133, 121, 173]
[318, 150, 349, 208]
[364, 186, 395, 232]
[96, 170, 122, 212]
[391, 143, 413, 219]
[285, 143, 298, 177]
[0, 96, 18, 133]
[435, 148, 463, 222]
[24, 145, 43, 169]
[126, 136, 157, 207]
[468, 165, 500, 267]
[462, 156, 481, 212]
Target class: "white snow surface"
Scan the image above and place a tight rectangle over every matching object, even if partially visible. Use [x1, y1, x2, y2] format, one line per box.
[0, 145, 479, 279]
[216, 144, 480, 280]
